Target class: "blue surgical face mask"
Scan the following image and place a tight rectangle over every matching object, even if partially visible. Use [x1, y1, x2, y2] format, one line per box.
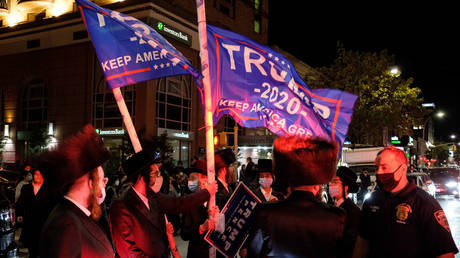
[259, 178, 273, 188]
[188, 180, 199, 192]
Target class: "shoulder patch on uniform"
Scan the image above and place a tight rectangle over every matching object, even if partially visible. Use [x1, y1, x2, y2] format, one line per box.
[434, 209, 451, 233]
[395, 203, 412, 224]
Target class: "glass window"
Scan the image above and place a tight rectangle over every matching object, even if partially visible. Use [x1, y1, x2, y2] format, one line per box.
[92, 57, 136, 129]
[21, 80, 47, 129]
[156, 76, 192, 132]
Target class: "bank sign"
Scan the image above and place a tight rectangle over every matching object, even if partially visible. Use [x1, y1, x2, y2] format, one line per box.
[147, 18, 192, 47]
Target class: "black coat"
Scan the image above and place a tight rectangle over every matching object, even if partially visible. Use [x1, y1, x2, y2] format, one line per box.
[247, 190, 346, 257]
[39, 198, 114, 258]
[110, 187, 210, 258]
[216, 179, 233, 210]
[15, 183, 55, 257]
[339, 198, 361, 258]
[181, 204, 209, 258]
[252, 187, 285, 203]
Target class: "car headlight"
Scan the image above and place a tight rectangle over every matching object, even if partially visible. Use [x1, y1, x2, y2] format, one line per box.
[446, 181, 458, 188]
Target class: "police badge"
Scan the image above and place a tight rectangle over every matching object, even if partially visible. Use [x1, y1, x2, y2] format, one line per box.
[434, 209, 451, 232]
[395, 203, 412, 224]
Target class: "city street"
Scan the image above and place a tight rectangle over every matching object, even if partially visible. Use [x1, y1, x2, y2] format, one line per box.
[438, 196, 460, 257]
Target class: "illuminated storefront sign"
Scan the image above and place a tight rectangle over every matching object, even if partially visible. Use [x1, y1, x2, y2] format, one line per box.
[145, 18, 192, 46]
[96, 128, 125, 135]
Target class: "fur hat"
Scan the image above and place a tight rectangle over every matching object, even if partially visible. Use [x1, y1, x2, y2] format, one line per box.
[122, 150, 156, 180]
[336, 166, 359, 193]
[39, 124, 110, 191]
[273, 136, 338, 186]
[184, 160, 207, 175]
[215, 148, 236, 171]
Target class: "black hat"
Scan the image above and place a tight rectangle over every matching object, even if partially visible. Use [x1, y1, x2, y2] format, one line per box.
[215, 149, 236, 171]
[273, 136, 338, 186]
[39, 124, 110, 191]
[257, 159, 272, 173]
[122, 150, 156, 180]
[184, 160, 207, 175]
[336, 166, 359, 193]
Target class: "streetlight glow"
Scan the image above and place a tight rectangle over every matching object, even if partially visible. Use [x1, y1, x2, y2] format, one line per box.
[437, 111, 445, 118]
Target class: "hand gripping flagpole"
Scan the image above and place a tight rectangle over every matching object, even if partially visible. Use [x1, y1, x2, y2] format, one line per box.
[112, 87, 180, 258]
[196, 0, 217, 257]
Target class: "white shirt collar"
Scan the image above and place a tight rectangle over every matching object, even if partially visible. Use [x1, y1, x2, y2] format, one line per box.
[132, 186, 150, 210]
[64, 195, 91, 217]
[260, 187, 272, 202]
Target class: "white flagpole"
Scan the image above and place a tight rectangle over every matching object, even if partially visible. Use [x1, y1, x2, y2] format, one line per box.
[112, 87, 180, 258]
[195, 1, 217, 257]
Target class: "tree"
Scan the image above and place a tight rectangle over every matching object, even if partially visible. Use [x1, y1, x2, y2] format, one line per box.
[426, 145, 449, 166]
[25, 125, 52, 158]
[305, 47, 427, 146]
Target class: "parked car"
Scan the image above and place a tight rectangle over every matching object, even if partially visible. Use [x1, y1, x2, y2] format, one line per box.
[427, 168, 460, 198]
[407, 172, 436, 196]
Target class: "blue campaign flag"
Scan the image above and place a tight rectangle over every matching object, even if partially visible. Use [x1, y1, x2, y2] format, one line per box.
[76, 0, 201, 89]
[204, 25, 357, 145]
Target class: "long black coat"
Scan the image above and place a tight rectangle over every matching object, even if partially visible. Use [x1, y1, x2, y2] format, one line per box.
[15, 183, 55, 257]
[216, 179, 233, 210]
[39, 198, 114, 258]
[247, 190, 346, 257]
[339, 198, 361, 258]
[110, 187, 210, 258]
[180, 204, 209, 258]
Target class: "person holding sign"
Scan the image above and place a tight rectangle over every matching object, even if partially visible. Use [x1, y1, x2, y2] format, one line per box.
[247, 136, 346, 257]
[109, 150, 218, 257]
[251, 159, 285, 203]
[215, 149, 237, 210]
[181, 160, 220, 258]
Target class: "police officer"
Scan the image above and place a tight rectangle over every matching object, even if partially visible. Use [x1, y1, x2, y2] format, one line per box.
[353, 146, 458, 258]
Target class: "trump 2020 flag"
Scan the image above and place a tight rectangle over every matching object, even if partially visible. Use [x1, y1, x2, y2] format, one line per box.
[76, 0, 201, 89]
[204, 25, 357, 145]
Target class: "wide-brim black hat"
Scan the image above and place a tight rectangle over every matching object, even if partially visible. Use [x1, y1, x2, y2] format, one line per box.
[336, 166, 359, 193]
[257, 159, 272, 173]
[122, 150, 157, 180]
[273, 136, 338, 186]
[39, 124, 110, 191]
[215, 148, 236, 171]
[184, 160, 207, 175]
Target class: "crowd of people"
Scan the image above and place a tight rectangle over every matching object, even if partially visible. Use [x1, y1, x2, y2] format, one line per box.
[4, 123, 459, 257]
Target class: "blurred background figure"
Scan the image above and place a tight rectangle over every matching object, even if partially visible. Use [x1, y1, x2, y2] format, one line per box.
[215, 149, 236, 210]
[329, 166, 361, 258]
[242, 157, 255, 187]
[15, 167, 53, 257]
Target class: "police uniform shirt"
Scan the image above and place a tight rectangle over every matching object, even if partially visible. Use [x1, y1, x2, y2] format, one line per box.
[359, 180, 458, 258]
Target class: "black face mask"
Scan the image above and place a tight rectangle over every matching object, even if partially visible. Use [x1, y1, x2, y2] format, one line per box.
[376, 164, 402, 192]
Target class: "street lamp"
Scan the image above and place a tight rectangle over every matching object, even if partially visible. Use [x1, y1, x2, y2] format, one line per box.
[437, 111, 445, 118]
[451, 134, 456, 140]
[389, 66, 401, 77]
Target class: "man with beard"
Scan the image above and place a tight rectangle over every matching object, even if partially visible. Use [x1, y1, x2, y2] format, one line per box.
[110, 150, 218, 257]
[353, 146, 458, 258]
[39, 124, 114, 258]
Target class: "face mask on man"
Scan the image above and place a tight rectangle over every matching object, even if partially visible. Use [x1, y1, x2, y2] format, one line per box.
[188, 180, 199, 192]
[26, 174, 33, 182]
[329, 185, 341, 198]
[97, 186, 106, 205]
[376, 164, 402, 192]
[259, 178, 273, 188]
[152, 176, 163, 193]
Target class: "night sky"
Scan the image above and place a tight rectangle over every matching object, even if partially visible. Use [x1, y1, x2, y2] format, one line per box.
[268, 1, 460, 143]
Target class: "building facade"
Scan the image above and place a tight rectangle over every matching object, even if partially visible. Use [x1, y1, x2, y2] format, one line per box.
[0, 0, 269, 169]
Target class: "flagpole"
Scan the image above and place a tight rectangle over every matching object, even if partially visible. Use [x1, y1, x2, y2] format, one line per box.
[195, 1, 216, 257]
[112, 87, 180, 258]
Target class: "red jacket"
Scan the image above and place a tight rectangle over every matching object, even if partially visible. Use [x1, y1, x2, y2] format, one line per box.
[109, 188, 210, 258]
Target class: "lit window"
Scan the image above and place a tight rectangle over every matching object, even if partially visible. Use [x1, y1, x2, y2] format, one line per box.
[22, 79, 47, 129]
[92, 57, 136, 129]
[156, 76, 191, 131]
